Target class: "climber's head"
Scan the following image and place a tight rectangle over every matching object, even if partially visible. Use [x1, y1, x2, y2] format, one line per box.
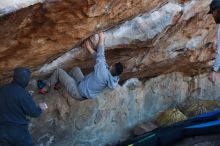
[209, 0, 220, 23]
[109, 62, 123, 76]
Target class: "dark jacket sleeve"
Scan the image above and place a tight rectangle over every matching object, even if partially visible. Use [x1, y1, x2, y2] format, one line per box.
[20, 91, 42, 117]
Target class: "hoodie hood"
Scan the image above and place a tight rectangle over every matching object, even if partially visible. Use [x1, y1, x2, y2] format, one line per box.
[13, 67, 31, 88]
[107, 74, 119, 89]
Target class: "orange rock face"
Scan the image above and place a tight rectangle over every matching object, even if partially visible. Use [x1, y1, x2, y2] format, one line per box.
[1, 1, 220, 145]
[0, 0, 166, 80]
[0, 0, 216, 83]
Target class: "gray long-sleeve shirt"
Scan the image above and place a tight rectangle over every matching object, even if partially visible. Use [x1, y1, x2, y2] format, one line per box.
[78, 44, 119, 99]
[213, 24, 220, 71]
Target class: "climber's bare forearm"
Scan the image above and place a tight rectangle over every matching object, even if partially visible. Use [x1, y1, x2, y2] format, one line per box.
[87, 47, 95, 54]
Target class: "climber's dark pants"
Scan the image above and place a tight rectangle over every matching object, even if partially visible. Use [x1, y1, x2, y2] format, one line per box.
[0, 125, 33, 146]
[48, 67, 86, 101]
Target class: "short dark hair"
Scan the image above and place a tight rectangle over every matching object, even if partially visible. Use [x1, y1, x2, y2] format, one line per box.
[209, 0, 220, 14]
[112, 62, 123, 76]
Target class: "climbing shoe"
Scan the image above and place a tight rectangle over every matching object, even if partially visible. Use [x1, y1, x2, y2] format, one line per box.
[37, 80, 50, 94]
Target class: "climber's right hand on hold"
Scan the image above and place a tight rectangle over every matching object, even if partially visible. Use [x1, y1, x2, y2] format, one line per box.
[39, 102, 48, 111]
[85, 40, 92, 49]
[85, 40, 95, 54]
[208, 71, 216, 84]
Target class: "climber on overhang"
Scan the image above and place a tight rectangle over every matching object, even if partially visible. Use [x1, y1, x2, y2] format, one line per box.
[208, 0, 220, 83]
[38, 31, 123, 100]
